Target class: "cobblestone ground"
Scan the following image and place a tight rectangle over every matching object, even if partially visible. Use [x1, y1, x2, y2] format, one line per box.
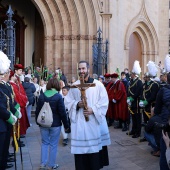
[9, 118, 159, 170]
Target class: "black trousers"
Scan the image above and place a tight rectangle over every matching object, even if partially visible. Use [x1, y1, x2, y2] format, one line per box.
[131, 112, 141, 135]
[0, 132, 8, 170]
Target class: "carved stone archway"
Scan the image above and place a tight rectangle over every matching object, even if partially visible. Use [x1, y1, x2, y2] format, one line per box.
[124, 1, 159, 73]
[30, 0, 102, 78]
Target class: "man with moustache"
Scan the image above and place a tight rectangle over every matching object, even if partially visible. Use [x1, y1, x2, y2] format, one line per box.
[65, 61, 110, 170]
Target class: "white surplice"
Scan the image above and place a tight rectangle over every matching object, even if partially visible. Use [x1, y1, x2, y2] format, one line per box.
[64, 79, 110, 154]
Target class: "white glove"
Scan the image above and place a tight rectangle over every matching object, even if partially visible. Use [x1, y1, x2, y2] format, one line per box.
[26, 101, 29, 107]
[17, 107, 22, 119]
[127, 99, 131, 106]
[11, 114, 17, 125]
[139, 101, 144, 107]
[112, 99, 117, 103]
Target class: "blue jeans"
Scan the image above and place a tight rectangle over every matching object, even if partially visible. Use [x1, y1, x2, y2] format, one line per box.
[160, 137, 169, 170]
[144, 132, 159, 151]
[40, 126, 61, 168]
[26, 104, 32, 124]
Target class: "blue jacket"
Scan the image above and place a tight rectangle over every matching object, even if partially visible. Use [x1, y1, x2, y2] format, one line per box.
[22, 82, 36, 105]
[154, 85, 170, 123]
[35, 90, 69, 128]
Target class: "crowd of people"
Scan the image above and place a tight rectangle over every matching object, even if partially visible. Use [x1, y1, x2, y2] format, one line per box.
[93, 59, 170, 170]
[1, 48, 170, 170]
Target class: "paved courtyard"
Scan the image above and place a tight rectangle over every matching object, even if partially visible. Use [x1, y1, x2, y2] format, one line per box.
[9, 118, 159, 170]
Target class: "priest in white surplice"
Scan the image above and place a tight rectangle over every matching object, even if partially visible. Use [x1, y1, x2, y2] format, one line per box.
[65, 61, 111, 170]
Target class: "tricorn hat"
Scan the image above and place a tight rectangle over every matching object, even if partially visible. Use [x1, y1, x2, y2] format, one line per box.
[14, 64, 24, 70]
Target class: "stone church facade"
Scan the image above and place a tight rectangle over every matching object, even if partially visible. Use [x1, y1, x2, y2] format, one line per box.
[0, 0, 169, 80]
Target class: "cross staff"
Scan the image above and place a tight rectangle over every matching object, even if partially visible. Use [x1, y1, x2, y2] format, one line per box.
[69, 75, 96, 121]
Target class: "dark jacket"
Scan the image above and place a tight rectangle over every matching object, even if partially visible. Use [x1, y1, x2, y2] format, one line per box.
[140, 80, 159, 111]
[0, 89, 11, 132]
[0, 82, 18, 116]
[60, 74, 67, 86]
[145, 114, 162, 147]
[128, 77, 143, 109]
[22, 82, 36, 105]
[35, 90, 69, 129]
[121, 78, 129, 94]
[154, 85, 170, 124]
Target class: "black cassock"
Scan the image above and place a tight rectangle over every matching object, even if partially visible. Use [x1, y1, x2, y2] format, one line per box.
[74, 146, 109, 170]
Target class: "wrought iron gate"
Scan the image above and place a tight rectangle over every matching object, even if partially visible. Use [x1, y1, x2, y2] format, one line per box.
[92, 27, 109, 76]
[0, 5, 16, 69]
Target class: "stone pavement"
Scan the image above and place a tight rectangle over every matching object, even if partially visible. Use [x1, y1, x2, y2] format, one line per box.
[9, 118, 159, 170]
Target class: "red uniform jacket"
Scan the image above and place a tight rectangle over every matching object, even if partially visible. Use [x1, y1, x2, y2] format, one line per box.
[106, 80, 128, 121]
[10, 80, 30, 135]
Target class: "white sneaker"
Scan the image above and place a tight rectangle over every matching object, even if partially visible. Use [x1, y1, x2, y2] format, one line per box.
[39, 165, 46, 170]
[30, 123, 32, 127]
[48, 164, 59, 170]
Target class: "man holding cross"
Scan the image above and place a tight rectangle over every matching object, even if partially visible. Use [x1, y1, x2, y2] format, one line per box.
[65, 61, 110, 170]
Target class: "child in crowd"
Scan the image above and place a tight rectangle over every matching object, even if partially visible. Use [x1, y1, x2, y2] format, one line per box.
[61, 86, 70, 145]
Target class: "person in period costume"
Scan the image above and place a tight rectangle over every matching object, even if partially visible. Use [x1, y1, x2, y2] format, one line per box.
[159, 55, 170, 88]
[108, 73, 128, 131]
[103, 73, 111, 88]
[10, 64, 30, 136]
[127, 60, 143, 138]
[65, 61, 110, 170]
[105, 74, 114, 126]
[139, 61, 159, 123]
[0, 88, 18, 170]
[0, 51, 18, 169]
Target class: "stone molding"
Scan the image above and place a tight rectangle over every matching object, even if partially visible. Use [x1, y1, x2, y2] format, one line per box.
[45, 35, 97, 40]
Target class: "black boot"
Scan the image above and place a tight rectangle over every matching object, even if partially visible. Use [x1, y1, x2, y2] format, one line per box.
[114, 120, 122, 129]
[12, 140, 25, 147]
[122, 122, 128, 131]
[107, 118, 113, 127]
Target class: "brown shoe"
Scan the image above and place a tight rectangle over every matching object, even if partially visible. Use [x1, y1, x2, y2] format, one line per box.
[151, 150, 160, 157]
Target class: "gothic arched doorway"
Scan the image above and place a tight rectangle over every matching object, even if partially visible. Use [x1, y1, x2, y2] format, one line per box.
[129, 33, 142, 70]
